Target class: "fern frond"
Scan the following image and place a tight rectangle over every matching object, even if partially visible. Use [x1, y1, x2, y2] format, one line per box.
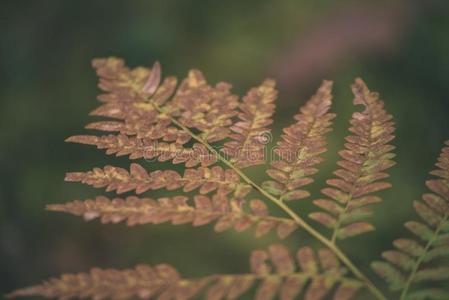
[46, 195, 298, 239]
[309, 78, 396, 241]
[20, 57, 398, 300]
[222, 80, 277, 168]
[9, 244, 362, 300]
[372, 141, 449, 300]
[65, 164, 252, 197]
[262, 80, 335, 201]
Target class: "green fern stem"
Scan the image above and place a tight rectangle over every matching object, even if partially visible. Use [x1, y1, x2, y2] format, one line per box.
[153, 104, 387, 300]
[330, 191, 354, 244]
[399, 214, 449, 300]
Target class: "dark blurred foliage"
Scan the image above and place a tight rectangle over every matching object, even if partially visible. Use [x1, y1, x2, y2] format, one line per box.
[1, 0, 449, 297]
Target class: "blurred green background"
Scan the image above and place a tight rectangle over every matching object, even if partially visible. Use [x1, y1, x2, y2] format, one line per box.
[1, 0, 449, 298]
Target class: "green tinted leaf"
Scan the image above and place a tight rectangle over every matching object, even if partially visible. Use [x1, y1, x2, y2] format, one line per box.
[393, 239, 425, 257]
[405, 221, 434, 241]
[339, 208, 372, 225]
[371, 261, 405, 291]
[414, 201, 442, 226]
[382, 251, 415, 271]
[423, 245, 449, 262]
[414, 267, 449, 282]
[262, 181, 284, 196]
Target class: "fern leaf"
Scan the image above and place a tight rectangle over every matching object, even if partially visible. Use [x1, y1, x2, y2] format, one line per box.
[66, 135, 216, 167]
[262, 80, 335, 201]
[46, 195, 298, 239]
[309, 78, 396, 240]
[372, 141, 449, 299]
[8, 244, 361, 300]
[65, 164, 252, 197]
[66, 134, 217, 167]
[6, 264, 211, 300]
[222, 80, 277, 168]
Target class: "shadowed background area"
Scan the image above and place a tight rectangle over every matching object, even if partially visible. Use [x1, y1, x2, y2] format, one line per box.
[1, 0, 449, 298]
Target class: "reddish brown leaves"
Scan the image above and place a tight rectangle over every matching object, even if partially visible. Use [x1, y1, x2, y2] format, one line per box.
[222, 80, 277, 168]
[372, 141, 449, 297]
[47, 195, 297, 239]
[66, 135, 216, 167]
[246, 244, 361, 300]
[65, 164, 251, 197]
[310, 78, 396, 240]
[8, 245, 362, 300]
[7, 264, 210, 300]
[263, 80, 335, 201]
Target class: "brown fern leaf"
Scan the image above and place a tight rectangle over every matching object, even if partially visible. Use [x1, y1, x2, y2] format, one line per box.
[246, 244, 362, 300]
[222, 80, 277, 168]
[66, 135, 216, 167]
[65, 163, 252, 197]
[9, 245, 361, 300]
[46, 195, 298, 239]
[7, 264, 211, 300]
[309, 78, 396, 240]
[262, 80, 335, 201]
[372, 141, 449, 299]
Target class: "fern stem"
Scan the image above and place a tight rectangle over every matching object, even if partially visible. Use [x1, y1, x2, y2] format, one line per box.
[151, 104, 386, 300]
[330, 189, 357, 244]
[399, 214, 448, 300]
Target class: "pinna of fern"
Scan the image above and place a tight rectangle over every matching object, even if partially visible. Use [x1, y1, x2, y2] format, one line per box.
[372, 141, 449, 300]
[309, 79, 396, 241]
[262, 80, 335, 201]
[7, 244, 362, 300]
[8, 57, 402, 300]
[46, 195, 298, 239]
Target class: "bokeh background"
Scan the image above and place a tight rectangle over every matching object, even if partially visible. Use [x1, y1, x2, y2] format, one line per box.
[1, 0, 449, 298]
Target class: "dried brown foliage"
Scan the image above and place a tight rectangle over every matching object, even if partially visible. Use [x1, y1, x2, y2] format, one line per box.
[8, 57, 448, 300]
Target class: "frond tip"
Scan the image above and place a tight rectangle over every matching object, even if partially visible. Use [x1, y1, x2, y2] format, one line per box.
[263, 80, 335, 201]
[222, 79, 277, 168]
[372, 141, 449, 299]
[8, 244, 362, 300]
[310, 78, 396, 240]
